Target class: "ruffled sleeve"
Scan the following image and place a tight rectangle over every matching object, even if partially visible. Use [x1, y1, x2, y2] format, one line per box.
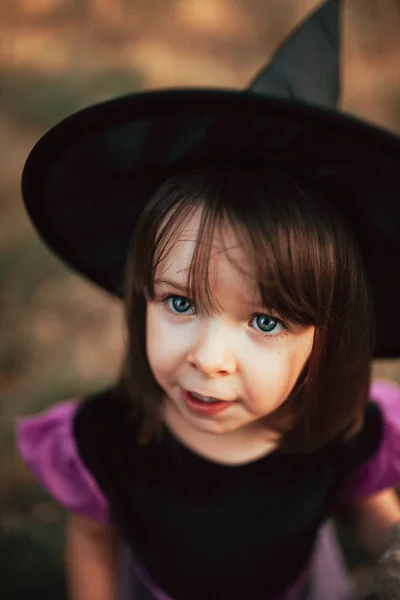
[17, 401, 110, 522]
[339, 380, 400, 501]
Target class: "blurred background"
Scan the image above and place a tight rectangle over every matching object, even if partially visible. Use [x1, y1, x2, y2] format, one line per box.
[0, 1, 399, 598]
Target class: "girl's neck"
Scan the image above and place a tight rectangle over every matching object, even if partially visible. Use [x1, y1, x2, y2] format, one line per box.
[163, 402, 281, 466]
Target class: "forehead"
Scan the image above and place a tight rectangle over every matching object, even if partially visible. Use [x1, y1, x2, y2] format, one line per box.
[156, 207, 256, 280]
[153, 208, 265, 311]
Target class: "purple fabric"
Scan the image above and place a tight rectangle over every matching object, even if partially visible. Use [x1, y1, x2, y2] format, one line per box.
[17, 379, 400, 522]
[16, 379, 400, 598]
[308, 521, 356, 600]
[116, 541, 175, 600]
[17, 401, 110, 522]
[340, 379, 400, 501]
[115, 521, 356, 600]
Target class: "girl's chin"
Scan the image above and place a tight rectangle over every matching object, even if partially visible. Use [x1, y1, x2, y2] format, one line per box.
[188, 418, 237, 434]
[184, 410, 258, 437]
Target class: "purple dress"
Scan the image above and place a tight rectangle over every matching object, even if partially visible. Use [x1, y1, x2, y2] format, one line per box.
[16, 380, 400, 600]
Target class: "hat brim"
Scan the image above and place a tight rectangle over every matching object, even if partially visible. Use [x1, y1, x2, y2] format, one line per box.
[22, 88, 400, 357]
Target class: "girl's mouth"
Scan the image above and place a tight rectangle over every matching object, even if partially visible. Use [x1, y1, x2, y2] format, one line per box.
[182, 390, 232, 415]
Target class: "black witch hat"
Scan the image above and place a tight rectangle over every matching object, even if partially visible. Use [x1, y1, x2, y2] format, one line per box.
[21, 0, 400, 358]
[250, 0, 340, 106]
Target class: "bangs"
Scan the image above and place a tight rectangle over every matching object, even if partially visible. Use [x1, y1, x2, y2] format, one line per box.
[130, 166, 355, 328]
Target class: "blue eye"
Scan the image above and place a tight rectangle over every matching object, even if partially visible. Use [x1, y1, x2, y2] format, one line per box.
[251, 314, 284, 335]
[167, 295, 194, 314]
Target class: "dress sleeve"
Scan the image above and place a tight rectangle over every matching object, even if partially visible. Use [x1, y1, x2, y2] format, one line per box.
[16, 401, 110, 522]
[339, 380, 400, 501]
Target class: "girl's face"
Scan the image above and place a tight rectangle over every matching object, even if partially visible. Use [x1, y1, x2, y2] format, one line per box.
[146, 208, 315, 438]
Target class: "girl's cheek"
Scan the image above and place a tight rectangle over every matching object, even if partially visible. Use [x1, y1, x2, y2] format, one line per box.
[148, 310, 192, 357]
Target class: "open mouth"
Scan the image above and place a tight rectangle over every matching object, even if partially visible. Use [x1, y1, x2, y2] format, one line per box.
[189, 392, 226, 404]
[182, 390, 233, 415]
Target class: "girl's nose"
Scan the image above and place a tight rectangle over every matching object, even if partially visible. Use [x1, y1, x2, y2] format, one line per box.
[186, 320, 237, 377]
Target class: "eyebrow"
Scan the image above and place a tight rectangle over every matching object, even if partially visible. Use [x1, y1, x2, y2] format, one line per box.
[153, 278, 189, 292]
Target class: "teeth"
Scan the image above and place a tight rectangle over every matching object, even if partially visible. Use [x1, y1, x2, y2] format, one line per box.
[191, 392, 220, 404]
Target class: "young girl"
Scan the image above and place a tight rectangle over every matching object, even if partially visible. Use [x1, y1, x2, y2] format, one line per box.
[15, 3, 400, 599]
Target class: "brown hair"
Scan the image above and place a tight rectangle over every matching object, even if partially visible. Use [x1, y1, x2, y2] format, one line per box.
[118, 164, 374, 453]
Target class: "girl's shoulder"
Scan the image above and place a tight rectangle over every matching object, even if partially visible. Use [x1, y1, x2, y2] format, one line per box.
[73, 385, 133, 447]
[16, 386, 134, 522]
[73, 386, 139, 479]
[336, 379, 400, 501]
